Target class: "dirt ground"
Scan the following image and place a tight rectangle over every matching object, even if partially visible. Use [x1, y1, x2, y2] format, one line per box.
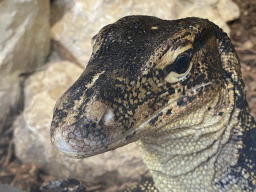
[0, 0, 255, 191]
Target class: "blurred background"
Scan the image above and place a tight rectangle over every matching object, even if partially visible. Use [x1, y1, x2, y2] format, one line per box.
[0, 0, 255, 191]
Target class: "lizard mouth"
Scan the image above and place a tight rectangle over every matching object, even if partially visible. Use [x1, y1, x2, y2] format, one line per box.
[51, 124, 108, 158]
[51, 130, 78, 157]
[105, 82, 215, 152]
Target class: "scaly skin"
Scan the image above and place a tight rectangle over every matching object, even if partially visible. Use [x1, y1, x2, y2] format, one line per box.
[50, 16, 256, 191]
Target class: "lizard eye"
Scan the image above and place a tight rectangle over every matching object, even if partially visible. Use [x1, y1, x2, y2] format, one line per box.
[164, 49, 193, 83]
[173, 49, 192, 74]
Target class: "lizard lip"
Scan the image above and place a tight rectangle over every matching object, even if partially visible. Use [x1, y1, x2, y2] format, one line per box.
[51, 130, 78, 156]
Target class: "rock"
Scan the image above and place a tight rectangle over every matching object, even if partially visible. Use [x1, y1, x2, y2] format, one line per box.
[217, 0, 240, 22]
[13, 61, 149, 190]
[0, 74, 22, 130]
[180, 0, 240, 32]
[0, 183, 26, 192]
[0, 0, 50, 130]
[51, 0, 239, 67]
[0, 0, 50, 75]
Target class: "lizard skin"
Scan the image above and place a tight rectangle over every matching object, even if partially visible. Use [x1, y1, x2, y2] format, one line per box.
[50, 16, 256, 192]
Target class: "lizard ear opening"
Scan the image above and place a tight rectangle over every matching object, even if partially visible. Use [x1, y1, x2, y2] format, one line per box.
[164, 49, 193, 83]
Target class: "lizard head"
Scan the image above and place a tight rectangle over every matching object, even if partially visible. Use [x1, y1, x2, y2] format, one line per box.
[50, 16, 240, 158]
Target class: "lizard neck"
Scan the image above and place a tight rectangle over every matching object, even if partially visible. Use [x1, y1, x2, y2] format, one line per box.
[137, 87, 256, 191]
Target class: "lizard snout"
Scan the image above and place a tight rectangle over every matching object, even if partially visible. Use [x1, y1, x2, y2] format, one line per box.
[50, 98, 119, 158]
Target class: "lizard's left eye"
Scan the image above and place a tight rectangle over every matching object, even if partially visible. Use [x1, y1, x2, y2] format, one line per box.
[173, 49, 192, 74]
[164, 49, 193, 83]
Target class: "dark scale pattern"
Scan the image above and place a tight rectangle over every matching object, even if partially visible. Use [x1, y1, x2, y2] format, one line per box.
[50, 16, 256, 191]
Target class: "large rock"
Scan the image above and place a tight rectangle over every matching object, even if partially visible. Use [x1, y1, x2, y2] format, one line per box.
[51, 0, 240, 67]
[0, 0, 50, 75]
[13, 61, 149, 190]
[0, 0, 50, 130]
[0, 74, 22, 130]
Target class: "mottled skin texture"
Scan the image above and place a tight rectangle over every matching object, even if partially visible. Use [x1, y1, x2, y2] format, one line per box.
[50, 16, 256, 191]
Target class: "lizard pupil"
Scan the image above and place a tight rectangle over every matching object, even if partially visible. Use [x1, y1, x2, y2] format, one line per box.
[174, 55, 189, 74]
[173, 49, 192, 74]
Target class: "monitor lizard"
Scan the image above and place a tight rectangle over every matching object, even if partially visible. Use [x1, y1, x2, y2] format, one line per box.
[50, 16, 256, 191]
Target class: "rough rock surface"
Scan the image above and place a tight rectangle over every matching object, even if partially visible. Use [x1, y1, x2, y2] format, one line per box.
[51, 0, 240, 67]
[0, 0, 50, 130]
[0, 74, 22, 130]
[13, 61, 149, 190]
[0, 0, 50, 75]
[0, 183, 26, 192]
